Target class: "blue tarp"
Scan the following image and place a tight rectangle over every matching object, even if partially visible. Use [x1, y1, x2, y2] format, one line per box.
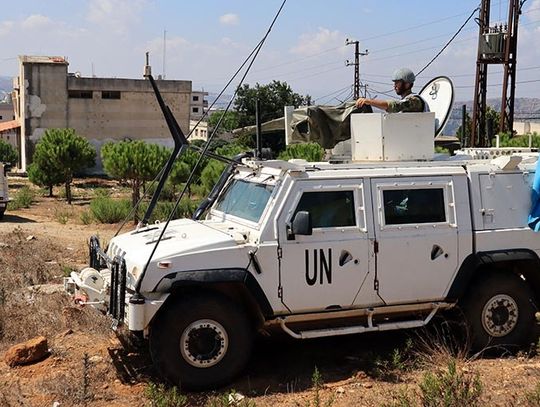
[528, 158, 540, 232]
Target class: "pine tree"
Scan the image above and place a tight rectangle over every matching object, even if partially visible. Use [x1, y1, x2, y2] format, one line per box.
[28, 128, 96, 203]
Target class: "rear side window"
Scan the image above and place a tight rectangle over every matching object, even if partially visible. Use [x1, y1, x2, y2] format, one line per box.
[383, 188, 446, 225]
[294, 191, 356, 228]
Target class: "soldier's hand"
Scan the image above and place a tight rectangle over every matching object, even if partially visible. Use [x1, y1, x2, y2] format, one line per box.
[356, 98, 369, 108]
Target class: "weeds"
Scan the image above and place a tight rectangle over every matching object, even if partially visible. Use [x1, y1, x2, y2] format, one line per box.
[80, 209, 93, 225]
[80, 353, 92, 403]
[525, 382, 540, 406]
[89, 196, 131, 223]
[54, 207, 73, 224]
[372, 338, 415, 382]
[8, 186, 35, 210]
[144, 382, 188, 407]
[419, 359, 482, 407]
[205, 390, 256, 407]
[303, 367, 334, 407]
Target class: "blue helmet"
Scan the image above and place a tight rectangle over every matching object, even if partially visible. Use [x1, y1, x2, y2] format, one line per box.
[392, 68, 415, 84]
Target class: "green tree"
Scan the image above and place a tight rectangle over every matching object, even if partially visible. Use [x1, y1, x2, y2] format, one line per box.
[101, 140, 169, 210]
[234, 80, 311, 128]
[28, 128, 95, 203]
[278, 142, 325, 162]
[457, 106, 500, 143]
[0, 140, 18, 166]
[199, 143, 249, 194]
[456, 111, 472, 142]
[207, 110, 239, 133]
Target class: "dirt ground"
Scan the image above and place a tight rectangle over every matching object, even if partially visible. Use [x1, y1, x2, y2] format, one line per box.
[1, 177, 540, 406]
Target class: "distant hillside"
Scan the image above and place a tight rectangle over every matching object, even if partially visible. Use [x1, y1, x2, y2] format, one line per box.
[444, 97, 540, 135]
[0, 76, 12, 103]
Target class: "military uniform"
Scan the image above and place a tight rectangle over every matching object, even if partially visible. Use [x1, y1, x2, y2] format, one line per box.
[387, 94, 427, 113]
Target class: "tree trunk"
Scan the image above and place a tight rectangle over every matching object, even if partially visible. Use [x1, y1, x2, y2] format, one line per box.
[48, 185, 53, 197]
[132, 180, 140, 224]
[65, 181, 72, 204]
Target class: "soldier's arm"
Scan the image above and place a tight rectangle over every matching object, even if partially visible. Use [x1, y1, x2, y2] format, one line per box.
[387, 96, 423, 113]
[355, 98, 389, 111]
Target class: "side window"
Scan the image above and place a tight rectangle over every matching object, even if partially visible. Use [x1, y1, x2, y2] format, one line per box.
[294, 191, 356, 228]
[383, 188, 446, 225]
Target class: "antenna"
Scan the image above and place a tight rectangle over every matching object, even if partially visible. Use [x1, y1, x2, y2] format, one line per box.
[163, 29, 167, 79]
[144, 52, 152, 78]
[91, 62, 95, 77]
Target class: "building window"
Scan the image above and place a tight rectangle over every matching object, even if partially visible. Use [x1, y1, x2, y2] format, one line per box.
[382, 188, 446, 225]
[68, 90, 93, 99]
[294, 191, 356, 228]
[102, 91, 121, 99]
[0, 116, 2, 120]
[192, 95, 199, 102]
[192, 107, 199, 113]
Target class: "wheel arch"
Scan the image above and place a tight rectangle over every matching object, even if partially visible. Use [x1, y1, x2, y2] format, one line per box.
[150, 268, 273, 329]
[446, 249, 540, 303]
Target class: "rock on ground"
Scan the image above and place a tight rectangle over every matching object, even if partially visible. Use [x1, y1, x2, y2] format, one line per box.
[4, 336, 49, 367]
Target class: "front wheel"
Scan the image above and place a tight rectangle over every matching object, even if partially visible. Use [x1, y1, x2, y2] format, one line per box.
[149, 294, 253, 390]
[462, 272, 537, 351]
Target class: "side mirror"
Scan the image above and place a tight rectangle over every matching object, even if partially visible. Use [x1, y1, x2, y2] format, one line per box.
[287, 211, 312, 240]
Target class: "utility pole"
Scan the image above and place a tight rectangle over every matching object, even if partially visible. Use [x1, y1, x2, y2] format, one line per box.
[346, 39, 368, 99]
[471, 0, 525, 147]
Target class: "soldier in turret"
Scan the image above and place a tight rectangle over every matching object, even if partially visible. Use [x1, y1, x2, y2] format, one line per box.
[355, 68, 428, 113]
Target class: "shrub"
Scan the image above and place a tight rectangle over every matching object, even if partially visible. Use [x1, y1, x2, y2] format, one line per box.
[278, 142, 325, 162]
[54, 207, 73, 224]
[0, 140, 18, 166]
[419, 359, 482, 407]
[89, 196, 131, 224]
[8, 186, 35, 210]
[495, 132, 540, 148]
[144, 382, 188, 407]
[79, 210, 93, 225]
[138, 198, 199, 223]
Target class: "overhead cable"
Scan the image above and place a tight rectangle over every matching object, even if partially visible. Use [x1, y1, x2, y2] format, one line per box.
[416, 6, 480, 76]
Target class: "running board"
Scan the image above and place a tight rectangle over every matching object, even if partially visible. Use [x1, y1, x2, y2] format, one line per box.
[279, 303, 442, 340]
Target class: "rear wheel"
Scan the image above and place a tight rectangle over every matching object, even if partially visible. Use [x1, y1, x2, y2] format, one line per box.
[462, 272, 536, 351]
[149, 294, 253, 390]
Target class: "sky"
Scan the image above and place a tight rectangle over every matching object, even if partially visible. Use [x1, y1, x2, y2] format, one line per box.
[1, 0, 540, 106]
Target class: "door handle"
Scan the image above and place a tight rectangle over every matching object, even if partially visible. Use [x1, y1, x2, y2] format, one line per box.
[431, 245, 444, 260]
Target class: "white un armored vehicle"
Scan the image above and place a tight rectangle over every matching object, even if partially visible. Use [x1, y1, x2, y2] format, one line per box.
[66, 76, 540, 390]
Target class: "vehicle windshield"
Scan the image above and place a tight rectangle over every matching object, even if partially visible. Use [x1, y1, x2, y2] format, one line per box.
[214, 179, 274, 223]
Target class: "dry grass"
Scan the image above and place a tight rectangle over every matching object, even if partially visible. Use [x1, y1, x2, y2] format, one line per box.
[0, 227, 111, 348]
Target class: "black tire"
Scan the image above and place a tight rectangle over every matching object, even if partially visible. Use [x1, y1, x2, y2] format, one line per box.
[462, 272, 536, 351]
[0, 208, 5, 220]
[149, 293, 253, 390]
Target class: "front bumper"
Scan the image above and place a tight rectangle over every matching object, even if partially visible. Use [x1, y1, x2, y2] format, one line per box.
[65, 235, 167, 333]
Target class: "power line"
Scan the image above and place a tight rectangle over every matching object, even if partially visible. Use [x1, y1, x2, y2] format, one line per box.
[417, 6, 480, 76]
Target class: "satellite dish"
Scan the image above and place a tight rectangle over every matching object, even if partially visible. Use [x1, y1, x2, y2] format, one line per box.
[419, 76, 454, 137]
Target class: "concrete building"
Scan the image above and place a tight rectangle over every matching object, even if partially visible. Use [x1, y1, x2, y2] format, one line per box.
[0, 101, 19, 153]
[189, 119, 209, 141]
[190, 90, 208, 120]
[12, 55, 192, 171]
[514, 121, 540, 135]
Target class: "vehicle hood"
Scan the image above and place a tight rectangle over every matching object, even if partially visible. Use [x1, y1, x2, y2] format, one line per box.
[107, 218, 241, 266]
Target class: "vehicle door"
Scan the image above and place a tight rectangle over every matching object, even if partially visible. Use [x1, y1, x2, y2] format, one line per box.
[276, 180, 373, 313]
[370, 177, 459, 304]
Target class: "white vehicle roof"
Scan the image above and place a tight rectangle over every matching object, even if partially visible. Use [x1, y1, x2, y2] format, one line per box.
[241, 150, 538, 180]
